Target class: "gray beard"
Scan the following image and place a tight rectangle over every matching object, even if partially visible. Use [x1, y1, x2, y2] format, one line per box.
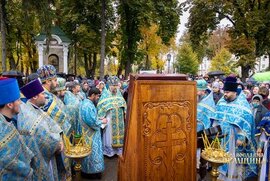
[111, 90, 117, 95]
[50, 84, 56, 92]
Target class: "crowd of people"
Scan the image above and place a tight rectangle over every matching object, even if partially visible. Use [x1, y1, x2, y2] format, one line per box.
[0, 65, 128, 180]
[2, 65, 270, 181]
[196, 74, 270, 181]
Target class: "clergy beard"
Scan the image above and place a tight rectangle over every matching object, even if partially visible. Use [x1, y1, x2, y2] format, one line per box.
[197, 95, 206, 102]
[37, 101, 46, 107]
[93, 100, 98, 107]
[224, 96, 236, 103]
[110, 88, 117, 95]
[50, 83, 56, 92]
[82, 87, 88, 93]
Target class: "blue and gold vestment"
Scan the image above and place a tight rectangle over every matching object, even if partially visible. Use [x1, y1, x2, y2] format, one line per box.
[64, 91, 82, 135]
[0, 113, 34, 180]
[79, 98, 105, 174]
[214, 92, 257, 180]
[42, 88, 71, 135]
[255, 111, 270, 181]
[18, 102, 63, 181]
[197, 91, 216, 132]
[97, 89, 126, 147]
[41, 88, 72, 180]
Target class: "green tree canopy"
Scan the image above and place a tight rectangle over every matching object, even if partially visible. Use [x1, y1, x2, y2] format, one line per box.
[118, 0, 181, 77]
[185, 0, 270, 79]
[1, 0, 182, 77]
[175, 43, 199, 75]
[210, 48, 236, 75]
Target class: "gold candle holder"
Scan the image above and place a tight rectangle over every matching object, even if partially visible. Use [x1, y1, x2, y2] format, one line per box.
[63, 130, 92, 181]
[200, 132, 233, 181]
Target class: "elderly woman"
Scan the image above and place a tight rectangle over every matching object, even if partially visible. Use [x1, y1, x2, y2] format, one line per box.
[212, 81, 223, 104]
[243, 89, 252, 102]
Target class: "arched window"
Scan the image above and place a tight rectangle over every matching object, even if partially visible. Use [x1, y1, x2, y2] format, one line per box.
[48, 54, 59, 72]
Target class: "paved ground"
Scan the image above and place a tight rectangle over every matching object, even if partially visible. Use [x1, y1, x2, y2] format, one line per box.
[79, 157, 255, 181]
[81, 156, 118, 181]
[79, 156, 213, 181]
[80, 156, 205, 181]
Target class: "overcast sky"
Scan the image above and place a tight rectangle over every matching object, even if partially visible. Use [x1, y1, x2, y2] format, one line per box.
[176, 0, 232, 44]
[176, 10, 188, 43]
[176, 0, 189, 43]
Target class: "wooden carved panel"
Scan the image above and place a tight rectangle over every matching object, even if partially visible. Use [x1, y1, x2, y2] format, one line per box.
[118, 76, 196, 181]
[143, 101, 192, 180]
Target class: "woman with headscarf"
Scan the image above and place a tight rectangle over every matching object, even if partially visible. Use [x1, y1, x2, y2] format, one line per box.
[212, 81, 223, 104]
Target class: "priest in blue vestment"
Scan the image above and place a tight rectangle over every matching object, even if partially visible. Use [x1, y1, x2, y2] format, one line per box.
[256, 111, 270, 181]
[196, 79, 216, 180]
[80, 80, 90, 99]
[37, 65, 72, 179]
[0, 77, 34, 180]
[37, 65, 71, 135]
[55, 77, 66, 102]
[196, 79, 216, 132]
[79, 87, 107, 178]
[97, 76, 127, 157]
[64, 81, 82, 135]
[214, 76, 257, 180]
[19, 79, 66, 181]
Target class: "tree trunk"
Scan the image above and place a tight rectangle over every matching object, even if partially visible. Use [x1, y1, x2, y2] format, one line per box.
[156, 56, 160, 73]
[30, 60, 35, 73]
[268, 52, 270, 71]
[74, 45, 77, 76]
[84, 51, 91, 78]
[20, 60, 23, 73]
[125, 53, 132, 78]
[83, 52, 88, 70]
[0, 0, 7, 72]
[26, 66, 29, 76]
[90, 52, 97, 78]
[122, 1, 135, 79]
[241, 65, 250, 81]
[117, 67, 123, 77]
[15, 40, 22, 68]
[7, 51, 16, 70]
[145, 54, 151, 70]
[99, 0, 106, 79]
[88, 53, 93, 78]
[125, 31, 134, 78]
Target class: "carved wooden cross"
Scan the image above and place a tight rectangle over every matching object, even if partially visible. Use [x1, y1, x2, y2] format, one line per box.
[152, 116, 184, 178]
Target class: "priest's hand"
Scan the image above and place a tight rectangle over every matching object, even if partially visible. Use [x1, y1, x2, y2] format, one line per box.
[102, 118, 108, 124]
[57, 141, 64, 153]
[257, 148, 263, 157]
[236, 140, 244, 146]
